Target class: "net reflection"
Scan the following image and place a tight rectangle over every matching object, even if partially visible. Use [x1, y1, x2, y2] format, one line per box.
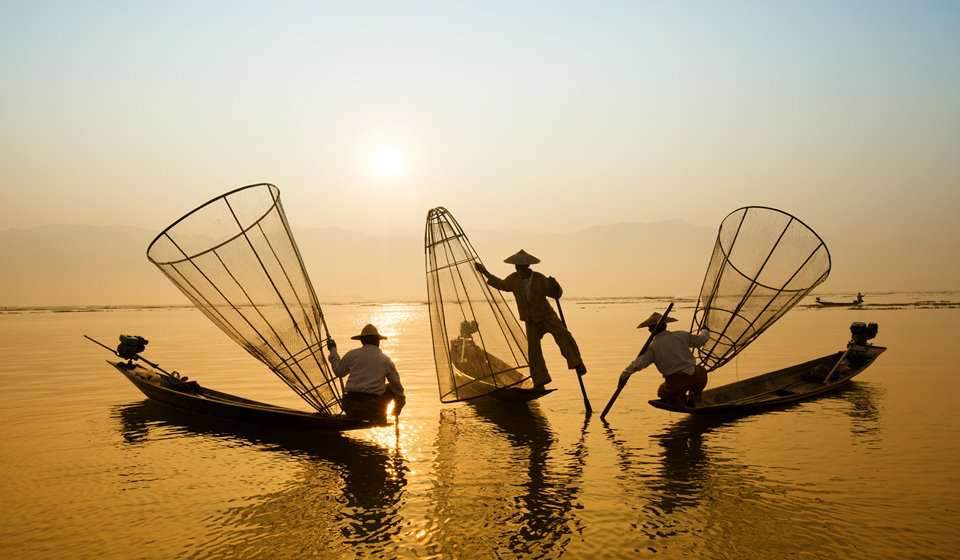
[427, 403, 587, 558]
[113, 401, 407, 558]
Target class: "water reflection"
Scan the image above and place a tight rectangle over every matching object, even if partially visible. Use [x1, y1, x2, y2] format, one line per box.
[428, 402, 587, 558]
[832, 382, 883, 444]
[114, 401, 407, 558]
[604, 381, 883, 554]
[472, 401, 589, 556]
[605, 415, 724, 539]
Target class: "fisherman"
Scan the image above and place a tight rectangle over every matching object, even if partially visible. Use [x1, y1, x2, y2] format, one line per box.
[619, 312, 710, 407]
[474, 250, 586, 390]
[327, 324, 406, 421]
[856, 292, 864, 304]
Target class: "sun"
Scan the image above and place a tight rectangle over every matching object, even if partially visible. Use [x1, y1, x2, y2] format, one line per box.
[368, 145, 407, 180]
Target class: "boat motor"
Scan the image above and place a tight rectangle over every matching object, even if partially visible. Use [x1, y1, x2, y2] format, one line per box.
[849, 322, 878, 346]
[117, 335, 148, 360]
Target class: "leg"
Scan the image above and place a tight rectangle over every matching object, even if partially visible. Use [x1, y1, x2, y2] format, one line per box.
[687, 366, 708, 405]
[542, 315, 585, 372]
[657, 374, 689, 407]
[343, 392, 387, 421]
[525, 320, 552, 387]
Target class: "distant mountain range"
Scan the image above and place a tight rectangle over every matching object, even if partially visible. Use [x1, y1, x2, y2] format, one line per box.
[0, 220, 956, 305]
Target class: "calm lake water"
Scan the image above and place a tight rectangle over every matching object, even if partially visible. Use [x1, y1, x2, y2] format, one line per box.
[2, 294, 959, 559]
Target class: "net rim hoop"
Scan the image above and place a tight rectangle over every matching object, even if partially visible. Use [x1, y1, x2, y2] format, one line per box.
[146, 183, 280, 265]
[714, 205, 832, 292]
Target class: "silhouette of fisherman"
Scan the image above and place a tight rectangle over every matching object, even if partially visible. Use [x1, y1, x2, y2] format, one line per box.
[327, 324, 405, 422]
[475, 250, 586, 391]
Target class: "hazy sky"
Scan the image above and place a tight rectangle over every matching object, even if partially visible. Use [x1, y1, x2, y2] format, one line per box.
[2, 1, 958, 245]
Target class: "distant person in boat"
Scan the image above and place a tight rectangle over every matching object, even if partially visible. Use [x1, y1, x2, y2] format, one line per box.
[474, 249, 587, 390]
[619, 312, 710, 407]
[856, 292, 864, 304]
[327, 324, 405, 422]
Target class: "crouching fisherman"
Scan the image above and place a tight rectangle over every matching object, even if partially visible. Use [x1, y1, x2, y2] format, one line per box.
[619, 312, 709, 407]
[475, 249, 587, 391]
[327, 324, 406, 421]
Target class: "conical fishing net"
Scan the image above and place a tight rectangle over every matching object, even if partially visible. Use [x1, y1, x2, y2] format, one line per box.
[691, 206, 831, 372]
[425, 207, 532, 402]
[146, 183, 342, 415]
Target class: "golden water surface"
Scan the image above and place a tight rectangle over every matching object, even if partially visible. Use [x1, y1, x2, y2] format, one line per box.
[1, 294, 958, 559]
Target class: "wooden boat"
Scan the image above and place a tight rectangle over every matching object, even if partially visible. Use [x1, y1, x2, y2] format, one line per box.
[110, 360, 382, 431]
[815, 296, 864, 307]
[649, 342, 885, 414]
[449, 366, 556, 403]
[485, 387, 557, 403]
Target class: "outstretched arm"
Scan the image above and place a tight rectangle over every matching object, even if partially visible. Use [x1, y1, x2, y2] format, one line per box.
[690, 331, 710, 348]
[619, 349, 655, 384]
[474, 262, 511, 291]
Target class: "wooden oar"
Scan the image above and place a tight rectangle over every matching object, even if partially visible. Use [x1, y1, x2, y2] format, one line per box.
[554, 298, 592, 415]
[599, 302, 674, 421]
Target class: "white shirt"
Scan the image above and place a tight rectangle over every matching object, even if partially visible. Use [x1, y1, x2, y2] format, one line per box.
[624, 330, 710, 377]
[328, 344, 405, 397]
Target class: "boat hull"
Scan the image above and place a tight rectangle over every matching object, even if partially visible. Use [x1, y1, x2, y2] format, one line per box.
[649, 344, 886, 414]
[484, 387, 557, 403]
[110, 361, 376, 431]
[816, 301, 863, 307]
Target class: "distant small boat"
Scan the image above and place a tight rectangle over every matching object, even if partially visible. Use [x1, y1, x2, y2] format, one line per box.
[650, 323, 884, 414]
[109, 360, 381, 431]
[815, 293, 864, 307]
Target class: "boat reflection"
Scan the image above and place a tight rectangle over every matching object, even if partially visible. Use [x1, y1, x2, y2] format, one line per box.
[114, 400, 407, 557]
[427, 401, 588, 557]
[834, 382, 882, 444]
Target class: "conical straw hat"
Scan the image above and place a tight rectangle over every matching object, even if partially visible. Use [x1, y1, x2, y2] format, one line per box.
[637, 312, 677, 328]
[504, 249, 540, 265]
[351, 324, 388, 340]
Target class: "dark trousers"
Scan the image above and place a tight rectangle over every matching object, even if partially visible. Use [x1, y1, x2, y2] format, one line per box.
[525, 315, 583, 386]
[343, 386, 403, 421]
[657, 367, 708, 406]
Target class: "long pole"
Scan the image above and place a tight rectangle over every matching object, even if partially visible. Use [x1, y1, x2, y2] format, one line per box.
[600, 302, 674, 421]
[554, 298, 592, 415]
[822, 348, 850, 384]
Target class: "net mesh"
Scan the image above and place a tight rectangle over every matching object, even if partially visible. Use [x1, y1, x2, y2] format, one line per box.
[691, 206, 831, 372]
[425, 207, 532, 402]
[146, 183, 342, 415]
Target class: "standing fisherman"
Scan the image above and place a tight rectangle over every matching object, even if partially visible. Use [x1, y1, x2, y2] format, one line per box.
[327, 324, 406, 421]
[619, 312, 709, 407]
[475, 250, 587, 391]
